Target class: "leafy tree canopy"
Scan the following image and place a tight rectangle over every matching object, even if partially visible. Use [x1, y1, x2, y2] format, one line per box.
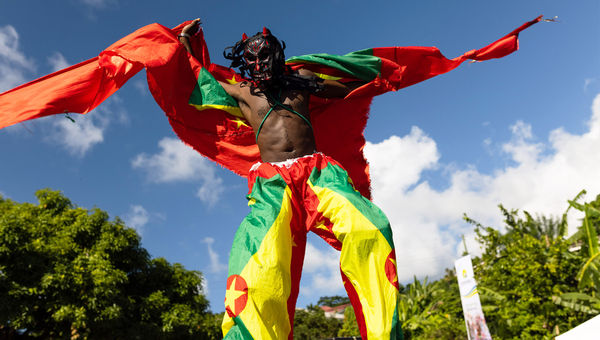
[0, 189, 213, 339]
[317, 295, 350, 307]
[293, 304, 342, 340]
[465, 204, 590, 338]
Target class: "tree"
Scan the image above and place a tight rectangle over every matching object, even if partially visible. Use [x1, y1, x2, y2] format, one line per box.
[317, 295, 350, 307]
[337, 306, 360, 338]
[556, 191, 600, 314]
[416, 270, 467, 340]
[0, 189, 213, 338]
[465, 204, 589, 338]
[293, 304, 342, 340]
[200, 312, 224, 340]
[395, 275, 465, 339]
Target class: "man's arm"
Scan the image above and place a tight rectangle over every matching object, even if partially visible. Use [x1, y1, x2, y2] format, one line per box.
[297, 68, 365, 98]
[177, 19, 243, 103]
[178, 18, 201, 57]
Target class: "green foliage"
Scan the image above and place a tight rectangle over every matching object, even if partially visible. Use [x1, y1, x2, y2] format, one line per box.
[306, 192, 600, 339]
[0, 189, 213, 338]
[337, 306, 360, 337]
[558, 191, 600, 315]
[199, 311, 224, 340]
[293, 304, 342, 340]
[466, 204, 590, 339]
[317, 295, 350, 307]
[3, 189, 599, 339]
[397, 274, 466, 339]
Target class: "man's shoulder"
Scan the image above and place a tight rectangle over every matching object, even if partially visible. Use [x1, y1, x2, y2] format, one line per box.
[295, 68, 313, 77]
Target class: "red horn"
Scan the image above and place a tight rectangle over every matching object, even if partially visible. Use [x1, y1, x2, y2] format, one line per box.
[262, 27, 270, 36]
[242, 33, 248, 41]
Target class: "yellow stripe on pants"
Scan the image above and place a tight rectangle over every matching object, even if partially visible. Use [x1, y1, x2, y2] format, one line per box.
[309, 182, 398, 340]
[222, 187, 294, 339]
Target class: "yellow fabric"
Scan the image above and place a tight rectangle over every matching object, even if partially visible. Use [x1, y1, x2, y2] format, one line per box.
[309, 181, 398, 340]
[189, 103, 244, 118]
[313, 72, 343, 81]
[222, 187, 294, 339]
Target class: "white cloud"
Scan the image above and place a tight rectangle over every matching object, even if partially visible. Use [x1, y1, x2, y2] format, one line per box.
[47, 52, 70, 72]
[132, 137, 224, 205]
[132, 137, 208, 182]
[45, 96, 128, 157]
[200, 277, 210, 296]
[360, 93, 600, 283]
[0, 25, 35, 92]
[196, 177, 225, 207]
[80, 0, 114, 8]
[365, 130, 458, 280]
[132, 79, 148, 97]
[502, 120, 544, 164]
[50, 114, 104, 156]
[584, 78, 596, 92]
[201, 237, 227, 273]
[123, 205, 149, 235]
[300, 242, 344, 298]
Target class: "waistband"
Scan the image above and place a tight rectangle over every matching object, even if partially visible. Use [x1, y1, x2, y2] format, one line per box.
[250, 152, 322, 172]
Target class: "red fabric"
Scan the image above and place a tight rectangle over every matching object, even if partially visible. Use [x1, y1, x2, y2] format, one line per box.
[351, 15, 543, 98]
[0, 56, 141, 129]
[0, 17, 542, 199]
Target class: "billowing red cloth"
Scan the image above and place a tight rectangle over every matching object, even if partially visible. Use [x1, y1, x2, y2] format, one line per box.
[0, 17, 542, 198]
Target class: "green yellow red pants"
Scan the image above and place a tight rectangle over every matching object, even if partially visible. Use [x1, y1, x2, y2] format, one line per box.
[222, 153, 402, 340]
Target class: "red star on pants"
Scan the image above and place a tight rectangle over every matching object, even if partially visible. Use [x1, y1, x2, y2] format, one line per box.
[225, 275, 248, 317]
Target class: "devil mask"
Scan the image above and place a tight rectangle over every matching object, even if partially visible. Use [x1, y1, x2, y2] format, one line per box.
[223, 27, 286, 87]
[243, 34, 275, 82]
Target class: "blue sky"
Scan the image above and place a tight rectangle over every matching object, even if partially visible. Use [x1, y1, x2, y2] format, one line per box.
[1, 0, 599, 312]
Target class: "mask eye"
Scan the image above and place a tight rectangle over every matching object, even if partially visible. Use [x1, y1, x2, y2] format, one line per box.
[244, 52, 257, 62]
[258, 50, 270, 58]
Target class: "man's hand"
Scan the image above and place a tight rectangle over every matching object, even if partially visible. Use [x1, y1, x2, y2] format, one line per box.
[298, 68, 365, 98]
[179, 18, 201, 57]
[181, 18, 201, 37]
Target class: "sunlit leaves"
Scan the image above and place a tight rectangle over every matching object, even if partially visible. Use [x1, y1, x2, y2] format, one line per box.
[558, 192, 600, 316]
[0, 189, 212, 338]
[466, 201, 590, 338]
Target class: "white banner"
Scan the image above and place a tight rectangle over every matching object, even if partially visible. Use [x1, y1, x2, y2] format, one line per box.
[556, 314, 600, 339]
[455, 255, 492, 340]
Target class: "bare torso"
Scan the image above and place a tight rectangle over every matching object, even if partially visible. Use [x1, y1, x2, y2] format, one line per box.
[225, 81, 315, 162]
[217, 67, 365, 162]
[177, 23, 361, 163]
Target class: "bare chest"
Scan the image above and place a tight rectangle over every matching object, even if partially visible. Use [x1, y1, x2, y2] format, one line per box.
[240, 88, 309, 126]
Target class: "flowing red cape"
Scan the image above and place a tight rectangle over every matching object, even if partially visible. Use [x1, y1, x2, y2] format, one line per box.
[0, 16, 542, 198]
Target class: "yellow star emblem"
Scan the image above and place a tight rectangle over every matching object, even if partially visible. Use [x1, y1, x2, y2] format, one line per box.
[226, 75, 238, 84]
[230, 117, 249, 128]
[225, 276, 246, 305]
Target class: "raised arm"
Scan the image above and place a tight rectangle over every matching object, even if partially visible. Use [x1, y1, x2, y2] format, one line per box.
[178, 18, 202, 58]
[297, 68, 365, 98]
[177, 18, 243, 104]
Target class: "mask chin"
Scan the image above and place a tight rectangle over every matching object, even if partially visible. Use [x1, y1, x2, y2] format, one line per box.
[246, 60, 274, 85]
[250, 68, 272, 82]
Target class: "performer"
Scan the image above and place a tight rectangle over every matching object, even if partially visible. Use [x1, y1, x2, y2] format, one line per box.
[0, 14, 543, 340]
[178, 19, 403, 340]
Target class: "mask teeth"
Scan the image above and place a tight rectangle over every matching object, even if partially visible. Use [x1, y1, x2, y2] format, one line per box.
[242, 33, 248, 41]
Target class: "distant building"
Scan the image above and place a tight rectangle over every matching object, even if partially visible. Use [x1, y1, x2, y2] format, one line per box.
[320, 303, 351, 320]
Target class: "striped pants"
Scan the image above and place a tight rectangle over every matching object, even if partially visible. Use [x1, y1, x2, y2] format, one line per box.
[222, 153, 402, 340]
